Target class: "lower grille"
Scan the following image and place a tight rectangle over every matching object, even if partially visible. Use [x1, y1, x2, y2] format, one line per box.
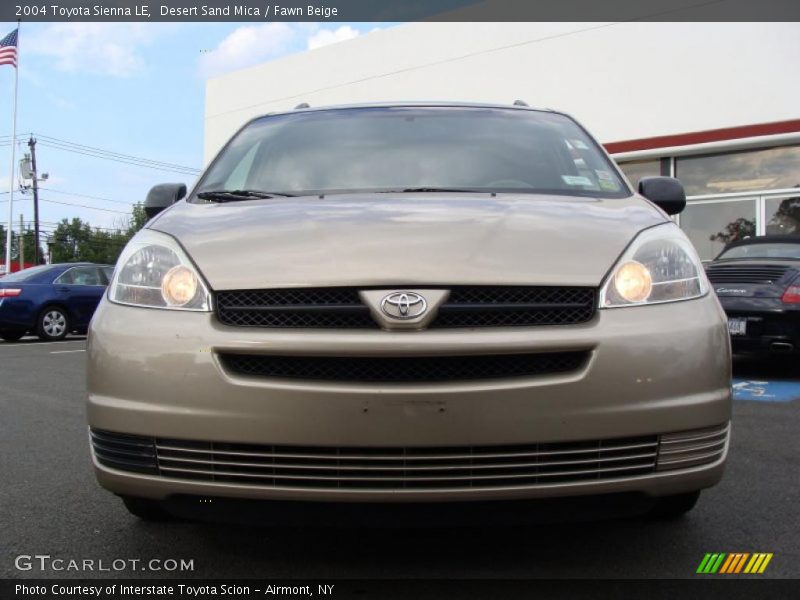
[91, 424, 728, 491]
[91, 429, 658, 490]
[219, 351, 589, 383]
[90, 429, 158, 474]
[656, 423, 729, 471]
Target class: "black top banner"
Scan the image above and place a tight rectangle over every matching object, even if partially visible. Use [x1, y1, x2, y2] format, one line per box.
[3, 0, 800, 22]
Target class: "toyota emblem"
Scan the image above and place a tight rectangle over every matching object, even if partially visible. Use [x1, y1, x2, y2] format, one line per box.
[380, 292, 427, 320]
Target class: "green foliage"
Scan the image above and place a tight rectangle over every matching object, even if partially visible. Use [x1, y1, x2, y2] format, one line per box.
[49, 202, 147, 265]
[710, 218, 757, 244]
[0, 223, 46, 265]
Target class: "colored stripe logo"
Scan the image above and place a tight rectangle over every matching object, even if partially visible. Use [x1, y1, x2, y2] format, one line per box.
[697, 553, 773, 574]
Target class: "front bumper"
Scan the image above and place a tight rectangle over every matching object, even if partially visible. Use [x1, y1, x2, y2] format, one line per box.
[87, 294, 732, 502]
[718, 296, 800, 354]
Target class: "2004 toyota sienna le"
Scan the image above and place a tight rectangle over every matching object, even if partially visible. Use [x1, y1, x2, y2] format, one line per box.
[86, 102, 732, 521]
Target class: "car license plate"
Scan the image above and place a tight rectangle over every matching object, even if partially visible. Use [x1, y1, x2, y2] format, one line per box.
[728, 318, 747, 336]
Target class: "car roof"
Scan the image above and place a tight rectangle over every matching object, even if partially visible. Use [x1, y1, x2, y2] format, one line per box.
[50, 262, 113, 267]
[253, 101, 560, 121]
[722, 235, 800, 250]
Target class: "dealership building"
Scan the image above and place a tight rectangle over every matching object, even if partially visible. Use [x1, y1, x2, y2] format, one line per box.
[205, 22, 800, 260]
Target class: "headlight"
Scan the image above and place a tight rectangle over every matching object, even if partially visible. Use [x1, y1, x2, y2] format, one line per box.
[599, 224, 709, 308]
[109, 229, 211, 311]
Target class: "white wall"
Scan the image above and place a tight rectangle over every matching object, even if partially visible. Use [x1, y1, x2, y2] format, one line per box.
[204, 22, 800, 162]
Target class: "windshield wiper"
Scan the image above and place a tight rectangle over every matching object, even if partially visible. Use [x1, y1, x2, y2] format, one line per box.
[197, 189, 295, 202]
[384, 187, 485, 193]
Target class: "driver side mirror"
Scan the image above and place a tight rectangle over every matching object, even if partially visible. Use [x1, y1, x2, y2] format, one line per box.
[638, 177, 686, 215]
[144, 183, 187, 218]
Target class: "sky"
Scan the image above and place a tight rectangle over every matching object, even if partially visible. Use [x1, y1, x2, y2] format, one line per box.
[0, 21, 388, 242]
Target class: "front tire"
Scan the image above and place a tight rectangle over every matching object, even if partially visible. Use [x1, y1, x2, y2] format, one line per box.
[648, 491, 701, 519]
[121, 496, 173, 521]
[37, 306, 70, 341]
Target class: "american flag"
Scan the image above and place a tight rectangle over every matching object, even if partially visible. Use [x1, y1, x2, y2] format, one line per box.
[0, 28, 18, 68]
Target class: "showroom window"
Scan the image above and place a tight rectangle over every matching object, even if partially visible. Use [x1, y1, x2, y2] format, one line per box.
[617, 159, 661, 189]
[680, 198, 758, 261]
[765, 195, 800, 235]
[676, 145, 800, 196]
[614, 142, 800, 259]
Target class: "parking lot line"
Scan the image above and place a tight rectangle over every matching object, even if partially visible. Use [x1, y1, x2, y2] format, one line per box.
[50, 349, 87, 354]
[0, 340, 86, 350]
[0, 339, 87, 348]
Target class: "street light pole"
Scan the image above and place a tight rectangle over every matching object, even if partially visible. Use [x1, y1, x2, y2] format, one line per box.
[19, 212, 23, 269]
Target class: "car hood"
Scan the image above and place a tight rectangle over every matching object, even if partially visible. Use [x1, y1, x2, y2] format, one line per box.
[150, 193, 667, 290]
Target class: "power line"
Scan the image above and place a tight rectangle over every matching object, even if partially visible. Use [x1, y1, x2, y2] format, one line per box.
[38, 141, 200, 176]
[25, 221, 128, 232]
[2, 132, 201, 175]
[36, 136, 200, 176]
[35, 134, 199, 172]
[38, 187, 138, 206]
[38, 197, 130, 214]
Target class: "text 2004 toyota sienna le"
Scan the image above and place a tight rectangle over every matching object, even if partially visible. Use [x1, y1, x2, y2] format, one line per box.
[86, 103, 731, 520]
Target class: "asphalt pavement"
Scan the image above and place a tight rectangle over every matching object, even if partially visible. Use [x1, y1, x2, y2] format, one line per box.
[1, 337, 798, 580]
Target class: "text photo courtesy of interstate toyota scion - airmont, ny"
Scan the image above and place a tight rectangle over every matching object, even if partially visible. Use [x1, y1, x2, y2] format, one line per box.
[1, 9, 799, 592]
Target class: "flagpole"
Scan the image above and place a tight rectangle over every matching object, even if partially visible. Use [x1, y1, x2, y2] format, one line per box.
[5, 21, 18, 275]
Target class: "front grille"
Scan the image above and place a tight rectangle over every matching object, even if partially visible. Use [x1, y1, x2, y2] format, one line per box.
[432, 286, 595, 328]
[706, 264, 790, 284]
[219, 351, 589, 383]
[216, 286, 596, 329]
[216, 288, 374, 328]
[91, 429, 662, 490]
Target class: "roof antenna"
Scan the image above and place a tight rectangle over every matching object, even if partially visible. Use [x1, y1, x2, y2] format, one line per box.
[513, 99, 529, 107]
[294, 102, 310, 109]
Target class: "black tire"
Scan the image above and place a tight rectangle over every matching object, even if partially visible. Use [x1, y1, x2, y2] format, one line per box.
[36, 305, 70, 341]
[648, 491, 701, 519]
[0, 330, 25, 342]
[121, 496, 173, 521]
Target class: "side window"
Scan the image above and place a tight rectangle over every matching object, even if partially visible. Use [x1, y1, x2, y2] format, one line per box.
[54, 269, 76, 285]
[56, 267, 103, 286]
[101, 267, 114, 285]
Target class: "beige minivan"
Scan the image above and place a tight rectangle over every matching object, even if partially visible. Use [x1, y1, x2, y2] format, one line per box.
[86, 102, 731, 520]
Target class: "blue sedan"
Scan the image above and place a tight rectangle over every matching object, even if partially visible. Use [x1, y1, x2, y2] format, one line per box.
[0, 263, 113, 342]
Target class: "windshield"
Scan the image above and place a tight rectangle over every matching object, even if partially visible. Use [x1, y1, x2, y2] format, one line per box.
[194, 107, 630, 199]
[718, 242, 800, 260]
[1, 265, 58, 282]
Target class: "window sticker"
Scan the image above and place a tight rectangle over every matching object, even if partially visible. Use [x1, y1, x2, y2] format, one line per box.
[599, 179, 621, 191]
[595, 169, 614, 181]
[562, 175, 593, 186]
[571, 139, 589, 150]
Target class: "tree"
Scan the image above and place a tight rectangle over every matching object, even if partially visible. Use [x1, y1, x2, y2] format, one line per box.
[20, 226, 46, 265]
[49, 203, 147, 264]
[0, 224, 44, 266]
[710, 218, 756, 245]
[127, 203, 148, 236]
[766, 195, 800, 235]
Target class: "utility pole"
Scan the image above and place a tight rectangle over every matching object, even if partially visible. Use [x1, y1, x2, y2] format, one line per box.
[28, 136, 40, 265]
[19, 213, 24, 270]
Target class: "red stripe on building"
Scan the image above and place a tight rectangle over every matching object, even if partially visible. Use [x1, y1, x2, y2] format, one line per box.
[604, 120, 800, 154]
